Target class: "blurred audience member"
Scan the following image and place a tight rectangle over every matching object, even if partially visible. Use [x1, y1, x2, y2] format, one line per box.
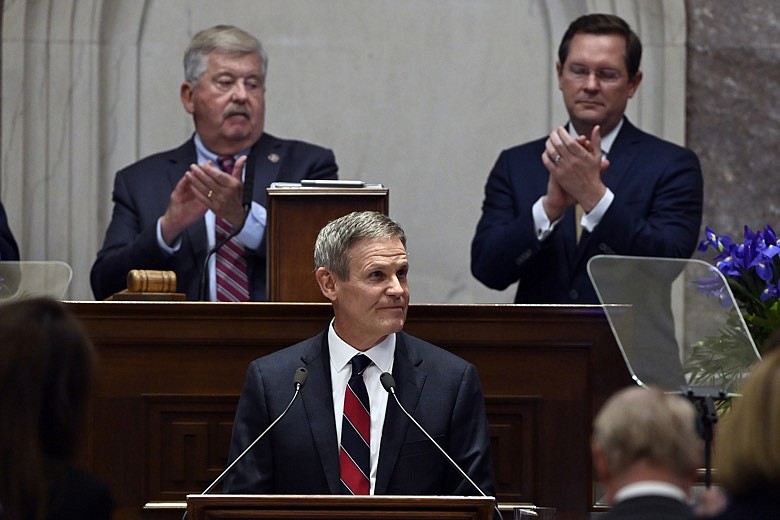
[593, 386, 701, 519]
[0, 298, 112, 520]
[709, 349, 780, 519]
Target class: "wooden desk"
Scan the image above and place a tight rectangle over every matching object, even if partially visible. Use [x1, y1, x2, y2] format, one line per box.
[69, 302, 631, 520]
[186, 494, 496, 520]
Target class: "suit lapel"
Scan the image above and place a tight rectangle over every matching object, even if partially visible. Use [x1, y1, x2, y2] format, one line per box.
[375, 333, 425, 494]
[602, 119, 643, 193]
[300, 332, 342, 493]
[250, 133, 284, 206]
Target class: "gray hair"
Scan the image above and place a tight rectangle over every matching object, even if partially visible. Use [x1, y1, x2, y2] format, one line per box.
[593, 386, 700, 478]
[314, 211, 406, 280]
[183, 25, 268, 87]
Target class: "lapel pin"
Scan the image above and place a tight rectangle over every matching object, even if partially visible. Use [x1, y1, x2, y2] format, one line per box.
[267, 153, 280, 163]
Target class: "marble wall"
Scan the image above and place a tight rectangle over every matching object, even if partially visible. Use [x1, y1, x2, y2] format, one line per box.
[686, 0, 780, 254]
[2, 1, 694, 301]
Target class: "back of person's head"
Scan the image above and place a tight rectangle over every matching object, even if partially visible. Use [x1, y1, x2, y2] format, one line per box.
[0, 297, 96, 520]
[558, 13, 642, 79]
[184, 24, 268, 87]
[714, 349, 780, 496]
[593, 386, 700, 479]
[313, 211, 406, 280]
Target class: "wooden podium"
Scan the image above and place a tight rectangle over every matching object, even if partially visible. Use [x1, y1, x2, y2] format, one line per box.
[186, 494, 495, 520]
[266, 182, 389, 302]
[72, 302, 631, 520]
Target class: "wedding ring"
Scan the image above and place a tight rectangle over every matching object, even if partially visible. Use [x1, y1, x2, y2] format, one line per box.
[207, 189, 213, 199]
[552, 154, 562, 164]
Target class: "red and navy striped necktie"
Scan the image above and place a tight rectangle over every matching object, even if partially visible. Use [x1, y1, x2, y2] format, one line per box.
[339, 354, 372, 494]
[215, 155, 250, 302]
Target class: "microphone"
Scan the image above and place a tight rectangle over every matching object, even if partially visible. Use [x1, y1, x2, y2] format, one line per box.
[380, 372, 502, 520]
[241, 151, 256, 211]
[197, 149, 257, 301]
[201, 367, 308, 495]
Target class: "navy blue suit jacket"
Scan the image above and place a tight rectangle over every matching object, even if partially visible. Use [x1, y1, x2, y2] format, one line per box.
[471, 118, 703, 304]
[0, 201, 19, 261]
[223, 330, 496, 497]
[91, 133, 337, 300]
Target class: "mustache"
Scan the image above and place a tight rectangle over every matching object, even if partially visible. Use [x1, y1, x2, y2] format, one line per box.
[224, 104, 250, 118]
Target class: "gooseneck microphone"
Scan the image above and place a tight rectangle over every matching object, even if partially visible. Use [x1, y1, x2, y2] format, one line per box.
[197, 149, 258, 301]
[201, 367, 308, 495]
[182, 367, 307, 520]
[239, 150, 257, 211]
[380, 372, 502, 520]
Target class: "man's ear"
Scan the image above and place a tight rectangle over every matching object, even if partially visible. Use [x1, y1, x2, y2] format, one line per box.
[591, 442, 609, 482]
[180, 82, 196, 115]
[627, 70, 643, 99]
[315, 267, 338, 302]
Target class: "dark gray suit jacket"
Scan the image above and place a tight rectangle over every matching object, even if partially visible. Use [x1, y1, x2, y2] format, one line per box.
[91, 133, 337, 300]
[223, 330, 496, 497]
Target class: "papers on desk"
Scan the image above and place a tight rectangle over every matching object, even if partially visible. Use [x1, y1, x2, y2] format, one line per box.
[270, 180, 384, 189]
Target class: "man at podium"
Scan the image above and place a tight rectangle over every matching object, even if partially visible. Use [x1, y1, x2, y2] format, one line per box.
[225, 211, 496, 497]
[91, 25, 338, 302]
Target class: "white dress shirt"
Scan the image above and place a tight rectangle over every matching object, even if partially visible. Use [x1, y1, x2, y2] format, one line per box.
[328, 320, 395, 495]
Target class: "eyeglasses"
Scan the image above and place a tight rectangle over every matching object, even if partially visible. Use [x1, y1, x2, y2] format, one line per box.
[565, 64, 623, 83]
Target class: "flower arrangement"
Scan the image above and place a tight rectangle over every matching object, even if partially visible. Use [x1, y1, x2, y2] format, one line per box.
[698, 224, 780, 353]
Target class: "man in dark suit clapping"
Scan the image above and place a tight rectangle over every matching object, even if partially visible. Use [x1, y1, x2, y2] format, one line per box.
[91, 25, 338, 301]
[471, 13, 703, 304]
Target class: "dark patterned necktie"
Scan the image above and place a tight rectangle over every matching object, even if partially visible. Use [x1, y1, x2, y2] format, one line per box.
[215, 155, 250, 302]
[339, 354, 372, 494]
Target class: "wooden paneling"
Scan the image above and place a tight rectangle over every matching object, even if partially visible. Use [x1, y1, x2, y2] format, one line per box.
[69, 302, 631, 520]
[266, 186, 389, 302]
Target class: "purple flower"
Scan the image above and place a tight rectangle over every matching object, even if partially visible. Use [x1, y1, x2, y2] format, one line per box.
[692, 271, 733, 308]
[700, 225, 780, 350]
[698, 226, 734, 255]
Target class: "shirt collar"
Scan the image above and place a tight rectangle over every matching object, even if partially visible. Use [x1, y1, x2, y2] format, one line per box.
[193, 133, 251, 164]
[614, 481, 688, 504]
[328, 320, 395, 374]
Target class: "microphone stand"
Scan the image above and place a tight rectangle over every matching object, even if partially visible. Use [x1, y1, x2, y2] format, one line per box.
[182, 367, 307, 520]
[681, 385, 729, 488]
[380, 373, 503, 520]
[197, 209, 249, 301]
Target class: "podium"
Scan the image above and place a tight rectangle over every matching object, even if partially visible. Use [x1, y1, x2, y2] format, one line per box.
[266, 182, 389, 302]
[186, 494, 495, 520]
